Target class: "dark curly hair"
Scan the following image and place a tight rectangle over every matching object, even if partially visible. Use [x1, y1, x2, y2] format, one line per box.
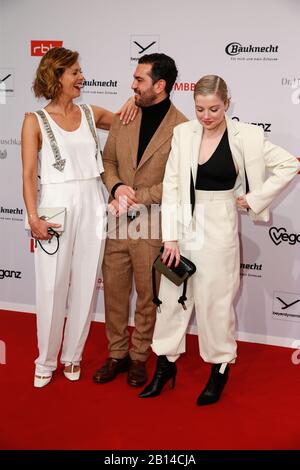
[138, 53, 178, 95]
[33, 47, 79, 100]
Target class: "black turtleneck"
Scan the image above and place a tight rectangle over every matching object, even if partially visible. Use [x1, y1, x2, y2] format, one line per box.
[111, 97, 171, 198]
[137, 97, 171, 165]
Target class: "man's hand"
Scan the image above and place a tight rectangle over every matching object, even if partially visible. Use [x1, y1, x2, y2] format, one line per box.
[108, 199, 129, 217]
[115, 185, 137, 209]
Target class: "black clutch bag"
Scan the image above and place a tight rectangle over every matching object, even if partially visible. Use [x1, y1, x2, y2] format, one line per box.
[152, 247, 196, 310]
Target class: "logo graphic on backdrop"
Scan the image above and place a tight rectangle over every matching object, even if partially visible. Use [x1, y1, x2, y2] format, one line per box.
[0, 206, 23, 222]
[281, 78, 300, 105]
[0, 149, 7, 159]
[31, 40, 63, 56]
[0, 69, 14, 102]
[272, 291, 300, 322]
[225, 42, 279, 62]
[232, 116, 271, 133]
[269, 227, 300, 246]
[130, 35, 159, 64]
[240, 262, 263, 278]
[0, 269, 22, 280]
[173, 82, 195, 92]
[82, 79, 118, 96]
[0, 137, 20, 146]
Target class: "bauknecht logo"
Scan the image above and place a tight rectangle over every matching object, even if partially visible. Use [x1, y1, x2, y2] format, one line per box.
[240, 262, 262, 278]
[0, 269, 21, 280]
[82, 79, 118, 96]
[0, 206, 23, 215]
[225, 42, 278, 56]
[269, 226, 300, 246]
[0, 206, 23, 222]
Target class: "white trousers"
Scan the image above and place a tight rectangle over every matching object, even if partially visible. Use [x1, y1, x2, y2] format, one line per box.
[34, 178, 106, 375]
[152, 189, 240, 364]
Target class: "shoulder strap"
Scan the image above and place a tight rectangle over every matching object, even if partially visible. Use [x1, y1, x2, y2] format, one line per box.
[152, 265, 188, 311]
[178, 280, 188, 310]
[79, 104, 100, 160]
[152, 265, 162, 312]
[35, 110, 66, 172]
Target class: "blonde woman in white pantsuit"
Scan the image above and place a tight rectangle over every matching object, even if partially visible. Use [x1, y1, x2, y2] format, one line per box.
[22, 47, 136, 388]
[140, 75, 300, 405]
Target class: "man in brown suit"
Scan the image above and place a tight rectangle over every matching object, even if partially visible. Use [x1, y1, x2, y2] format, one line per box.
[93, 53, 187, 387]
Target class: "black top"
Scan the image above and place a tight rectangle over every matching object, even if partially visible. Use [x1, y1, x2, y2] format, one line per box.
[195, 129, 237, 190]
[137, 97, 171, 165]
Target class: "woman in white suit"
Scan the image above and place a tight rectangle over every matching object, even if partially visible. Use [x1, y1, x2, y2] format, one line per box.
[139, 75, 300, 405]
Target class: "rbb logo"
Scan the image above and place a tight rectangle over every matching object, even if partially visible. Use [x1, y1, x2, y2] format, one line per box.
[31, 40, 63, 56]
[173, 82, 195, 92]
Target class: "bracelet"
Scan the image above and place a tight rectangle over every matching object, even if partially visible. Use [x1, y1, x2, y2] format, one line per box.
[28, 213, 39, 220]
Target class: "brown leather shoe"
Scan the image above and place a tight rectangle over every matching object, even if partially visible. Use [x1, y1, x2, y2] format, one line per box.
[127, 360, 147, 387]
[93, 356, 130, 384]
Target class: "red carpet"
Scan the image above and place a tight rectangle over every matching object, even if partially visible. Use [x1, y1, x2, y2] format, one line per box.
[0, 309, 300, 450]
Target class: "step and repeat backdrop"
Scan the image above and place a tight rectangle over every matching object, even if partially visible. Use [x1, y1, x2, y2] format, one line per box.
[0, 0, 299, 347]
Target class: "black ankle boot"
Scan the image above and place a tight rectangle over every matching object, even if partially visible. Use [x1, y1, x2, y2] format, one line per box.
[139, 355, 177, 398]
[197, 364, 229, 406]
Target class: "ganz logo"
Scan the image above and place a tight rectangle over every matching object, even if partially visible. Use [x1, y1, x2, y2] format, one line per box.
[0, 269, 21, 280]
[269, 227, 300, 246]
[232, 116, 271, 132]
[31, 40, 63, 56]
[225, 42, 278, 56]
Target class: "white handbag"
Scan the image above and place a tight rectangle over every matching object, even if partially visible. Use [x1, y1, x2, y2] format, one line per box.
[25, 207, 66, 232]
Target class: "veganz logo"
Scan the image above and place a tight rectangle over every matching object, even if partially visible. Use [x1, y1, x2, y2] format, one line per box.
[0, 269, 21, 280]
[232, 116, 271, 132]
[269, 227, 300, 246]
[31, 40, 63, 56]
[130, 35, 159, 64]
[225, 42, 278, 56]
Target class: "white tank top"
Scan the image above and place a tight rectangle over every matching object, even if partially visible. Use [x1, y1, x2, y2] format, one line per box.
[34, 104, 104, 184]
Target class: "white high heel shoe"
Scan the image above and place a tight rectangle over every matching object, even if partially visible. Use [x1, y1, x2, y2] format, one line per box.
[63, 363, 81, 381]
[34, 374, 52, 388]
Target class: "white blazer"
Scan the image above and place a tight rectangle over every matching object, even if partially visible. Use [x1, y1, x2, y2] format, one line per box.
[162, 116, 300, 242]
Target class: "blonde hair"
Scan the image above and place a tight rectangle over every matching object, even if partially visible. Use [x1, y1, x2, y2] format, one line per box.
[33, 47, 79, 100]
[194, 75, 230, 107]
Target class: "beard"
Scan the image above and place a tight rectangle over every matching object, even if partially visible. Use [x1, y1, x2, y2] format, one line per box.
[134, 89, 157, 108]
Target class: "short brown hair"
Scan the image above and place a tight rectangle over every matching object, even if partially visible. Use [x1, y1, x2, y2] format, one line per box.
[33, 47, 79, 100]
[194, 75, 230, 106]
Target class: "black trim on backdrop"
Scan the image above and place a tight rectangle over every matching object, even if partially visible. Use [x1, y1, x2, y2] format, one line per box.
[1, 450, 300, 465]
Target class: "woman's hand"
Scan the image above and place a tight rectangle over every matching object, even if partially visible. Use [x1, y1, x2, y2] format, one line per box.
[162, 241, 180, 268]
[117, 96, 138, 124]
[29, 216, 60, 240]
[236, 195, 250, 210]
